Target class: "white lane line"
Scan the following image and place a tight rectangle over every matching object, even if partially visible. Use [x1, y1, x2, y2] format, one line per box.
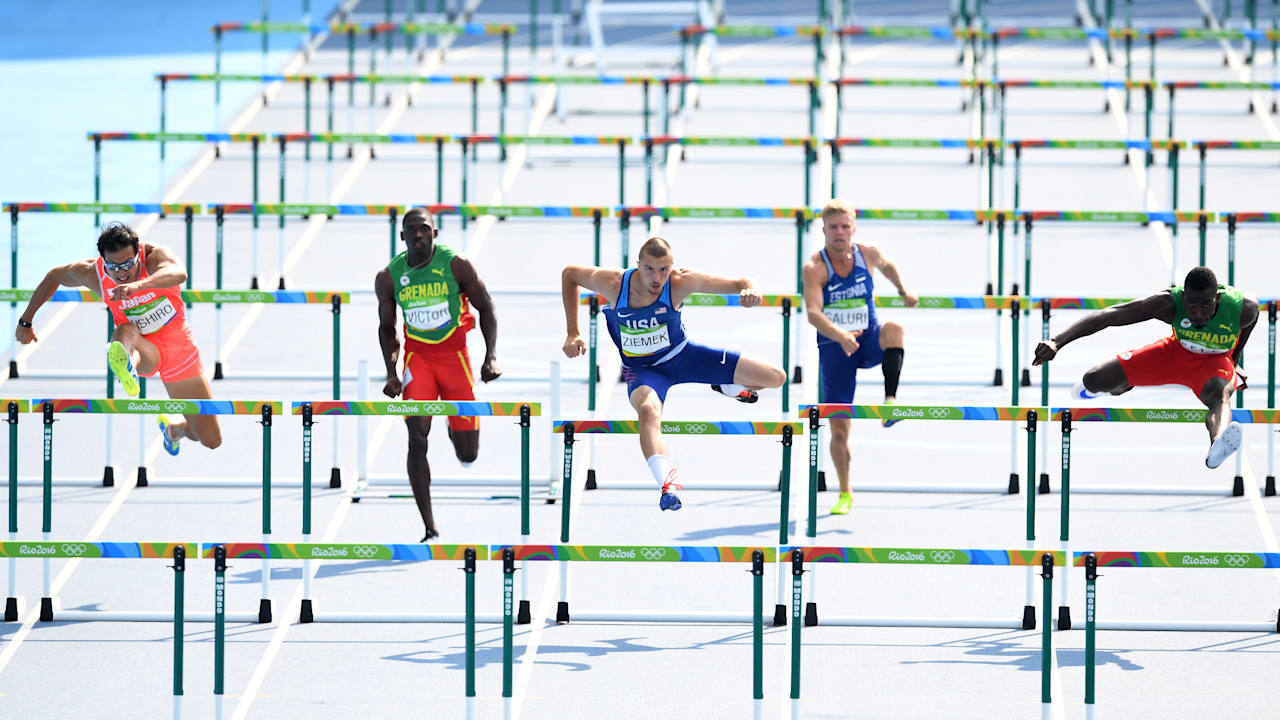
[1194, 0, 1280, 140]
[2, 303, 77, 382]
[1240, 455, 1280, 594]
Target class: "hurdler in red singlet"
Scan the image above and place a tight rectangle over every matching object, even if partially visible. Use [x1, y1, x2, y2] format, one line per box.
[16, 222, 221, 454]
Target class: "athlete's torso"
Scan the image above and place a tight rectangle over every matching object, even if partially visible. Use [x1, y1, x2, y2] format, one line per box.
[388, 244, 474, 352]
[1169, 284, 1244, 355]
[603, 269, 689, 367]
[97, 243, 187, 336]
[817, 244, 877, 347]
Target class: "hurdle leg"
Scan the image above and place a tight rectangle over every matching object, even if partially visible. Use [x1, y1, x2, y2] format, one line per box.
[557, 425, 574, 623]
[301, 403, 315, 623]
[214, 545, 226, 720]
[547, 361, 561, 503]
[752, 550, 764, 720]
[137, 377, 147, 486]
[259, 404, 273, 623]
[1039, 554, 1053, 720]
[1085, 554, 1097, 719]
[171, 546, 185, 720]
[40, 402, 52, 622]
[502, 547, 515, 716]
[789, 549, 803, 719]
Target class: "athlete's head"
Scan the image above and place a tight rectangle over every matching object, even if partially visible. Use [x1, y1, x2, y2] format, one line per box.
[97, 222, 143, 283]
[1183, 266, 1220, 327]
[401, 207, 437, 260]
[636, 237, 673, 296]
[820, 200, 856, 252]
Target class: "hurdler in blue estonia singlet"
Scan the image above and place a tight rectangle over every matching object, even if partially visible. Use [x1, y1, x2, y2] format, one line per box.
[603, 268, 690, 367]
[817, 245, 878, 347]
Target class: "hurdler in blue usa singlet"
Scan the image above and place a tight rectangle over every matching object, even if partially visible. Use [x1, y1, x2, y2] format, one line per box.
[817, 245, 878, 347]
[604, 268, 689, 367]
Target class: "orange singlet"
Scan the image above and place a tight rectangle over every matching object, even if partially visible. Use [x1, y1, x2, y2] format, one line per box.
[96, 243, 204, 383]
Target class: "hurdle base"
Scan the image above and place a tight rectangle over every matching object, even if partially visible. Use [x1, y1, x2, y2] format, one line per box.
[213, 362, 224, 380]
[517, 599, 531, 624]
[818, 471, 827, 492]
[300, 599, 314, 623]
[39, 597, 53, 622]
[1021, 605, 1035, 630]
[136, 467, 148, 488]
[804, 602, 818, 627]
[992, 368, 1003, 386]
[1038, 472, 1050, 494]
[585, 468, 597, 490]
[329, 467, 341, 489]
[250, 276, 259, 290]
[792, 365, 802, 384]
[1020, 368, 1031, 387]
[277, 277, 286, 290]
[1266, 476, 1276, 496]
[556, 601, 570, 623]
[102, 466, 114, 488]
[773, 604, 787, 627]
[1058, 606, 1072, 630]
[4, 596, 17, 621]
[1007, 473, 1019, 495]
[1232, 476, 1244, 497]
[7, 359, 16, 379]
[258, 598, 272, 623]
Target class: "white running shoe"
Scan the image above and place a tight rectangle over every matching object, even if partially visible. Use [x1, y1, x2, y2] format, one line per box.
[1069, 381, 1100, 402]
[1205, 421, 1243, 469]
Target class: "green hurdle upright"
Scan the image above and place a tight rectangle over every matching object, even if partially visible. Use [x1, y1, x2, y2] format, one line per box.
[293, 401, 536, 622]
[32, 399, 280, 621]
[4, 399, 30, 621]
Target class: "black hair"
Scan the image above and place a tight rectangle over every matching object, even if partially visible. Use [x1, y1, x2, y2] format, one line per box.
[96, 222, 139, 256]
[1184, 266, 1217, 292]
[402, 206, 435, 229]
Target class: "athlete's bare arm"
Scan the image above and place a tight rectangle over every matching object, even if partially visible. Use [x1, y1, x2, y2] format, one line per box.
[1233, 296, 1260, 374]
[1033, 291, 1175, 366]
[859, 243, 918, 307]
[560, 265, 624, 358]
[112, 244, 187, 301]
[15, 259, 99, 344]
[375, 268, 403, 397]
[452, 256, 501, 382]
[802, 253, 860, 356]
[670, 268, 760, 307]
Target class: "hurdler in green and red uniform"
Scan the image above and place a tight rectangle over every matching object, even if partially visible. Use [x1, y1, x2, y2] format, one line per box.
[376, 208, 501, 541]
[1033, 266, 1259, 470]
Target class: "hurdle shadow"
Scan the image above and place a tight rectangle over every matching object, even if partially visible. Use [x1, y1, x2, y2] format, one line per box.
[677, 520, 854, 542]
[228, 560, 422, 584]
[901, 631, 1144, 672]
[385, 637, 666, 672]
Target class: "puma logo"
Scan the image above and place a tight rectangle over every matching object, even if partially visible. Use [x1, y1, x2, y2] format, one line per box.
[431, 268, 445, 277]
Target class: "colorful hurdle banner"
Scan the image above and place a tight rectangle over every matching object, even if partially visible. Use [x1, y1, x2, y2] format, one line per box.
[292, 401, 539, 623]
[579, 291, 800, 412]
[28, 399, 282, 622]
[780, 548, 1061, 714]
[154, 73, 488, 158]
[801, 404, 1047, 627]
[551, 420, 801, 625]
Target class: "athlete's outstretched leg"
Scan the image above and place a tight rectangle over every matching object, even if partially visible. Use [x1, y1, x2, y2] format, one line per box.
[111, 323, 160, 376]
[1081, 358, 1132, 395]
[730, 354, 787, 390]
[405, 415, 440, 539]
[829, 417, 852, 494]
[879, 321, 906, 402]
[630, 385, 681, 510]
[162, 374, 223, 450]
[1200, 375, 1242, 468]
[447, 427, 479, 465]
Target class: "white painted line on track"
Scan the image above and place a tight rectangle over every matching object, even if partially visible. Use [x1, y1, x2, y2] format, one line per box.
[1195, 0, 1280, 140]
[1239, 455, 1280, 595]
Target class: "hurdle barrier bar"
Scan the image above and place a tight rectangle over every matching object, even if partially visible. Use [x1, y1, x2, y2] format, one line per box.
[3, 400, 30, 620]
[642, 135, 819, 208]
[89, 134, 266, 216]
[205, 543, 484, 718]
[1166, 80, 1280, 140]
[800, 404, 1045, 622]
[553, 421, 800, 623]
[496, 74, 823, 140]
[31, 399, 281, 620]
[298, 401, 538, 620]
[580, 291, 799, 412]
[452, 134, 631, 202]
[155, 73, 487, 160]
[1077, 550, 1280, 634]
[1179, 145, 1280, 258]
[422, 203, 611, 250]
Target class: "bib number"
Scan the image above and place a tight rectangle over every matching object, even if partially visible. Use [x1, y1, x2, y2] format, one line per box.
[404, 300, 452, 331]
[129, 297, 177, 335]
[620, 323, 671, 357]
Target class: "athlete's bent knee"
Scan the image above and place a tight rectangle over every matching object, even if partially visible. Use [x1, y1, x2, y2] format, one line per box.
[200, 431, 222, 450]
[1199, 376, 1231, 405]
[636, 401, 662, 426]
[763, 365, 787, 388]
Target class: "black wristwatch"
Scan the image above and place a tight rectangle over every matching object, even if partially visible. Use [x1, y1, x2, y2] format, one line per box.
[16, 319, 32, 329]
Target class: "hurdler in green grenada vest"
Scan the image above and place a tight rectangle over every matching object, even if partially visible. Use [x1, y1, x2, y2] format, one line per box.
[1170, 284, 1243, 355]
[388, 244, 472, 345]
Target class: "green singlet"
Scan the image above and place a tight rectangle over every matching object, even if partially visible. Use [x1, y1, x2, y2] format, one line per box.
[1170, 284, 1243, 355]
[388, 244, 468, 346]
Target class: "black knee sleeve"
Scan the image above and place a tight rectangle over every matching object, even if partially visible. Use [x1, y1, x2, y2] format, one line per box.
[882, 348, 904, 398]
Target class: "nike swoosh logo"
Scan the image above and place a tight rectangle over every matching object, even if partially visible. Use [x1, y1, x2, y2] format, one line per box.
[616, 311, 634, 318]
[853, 276, 867, 283]
[720, 350, 726, 365]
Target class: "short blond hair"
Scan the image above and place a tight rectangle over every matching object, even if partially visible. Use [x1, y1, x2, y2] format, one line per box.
[639, 236, 671, 260]
[820, 200, 856, 224]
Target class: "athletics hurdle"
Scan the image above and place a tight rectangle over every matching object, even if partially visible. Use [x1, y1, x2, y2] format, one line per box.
[3, 400, 29, 620]
[553, 421, 800, 624]
[641, 135, 818, 207]
[32, 399, 281, 621]
[296, 400, 537, 621]
[1165, 80, 1280, 139]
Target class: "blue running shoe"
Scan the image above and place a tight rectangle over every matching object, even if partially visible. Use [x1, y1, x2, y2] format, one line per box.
[882, 398, 902, 428]
[157, 415, 180, 456]
[659, 478, 683, 511]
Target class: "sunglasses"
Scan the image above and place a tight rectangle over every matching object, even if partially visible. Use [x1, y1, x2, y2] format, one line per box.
[103, 254, 139, 273]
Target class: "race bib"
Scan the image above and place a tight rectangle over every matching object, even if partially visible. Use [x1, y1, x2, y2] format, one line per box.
[404, 299, 452, 331]
[824, 299, 869, 332]
[127, 296, 178, 335]
[620, 323, 671, 357]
